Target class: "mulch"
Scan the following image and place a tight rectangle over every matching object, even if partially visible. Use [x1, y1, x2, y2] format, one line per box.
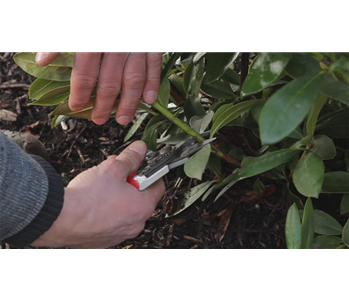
[1, 52, 289, 248]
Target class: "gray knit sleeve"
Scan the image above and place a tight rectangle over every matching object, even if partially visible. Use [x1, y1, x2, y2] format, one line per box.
[0, 132, 64, 246]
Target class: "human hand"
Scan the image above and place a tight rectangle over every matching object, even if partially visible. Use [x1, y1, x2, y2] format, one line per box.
[35, 52, 163, 125]
[31, 140, 165, 248]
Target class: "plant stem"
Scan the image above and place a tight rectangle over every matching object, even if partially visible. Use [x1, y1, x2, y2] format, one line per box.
[152, 101, 241, 167]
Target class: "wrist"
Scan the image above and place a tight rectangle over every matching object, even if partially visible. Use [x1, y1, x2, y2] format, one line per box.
[31, 187, 82, 248]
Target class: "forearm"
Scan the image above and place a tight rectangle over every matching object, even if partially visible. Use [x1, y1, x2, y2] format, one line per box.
[0, 132, 64, 247]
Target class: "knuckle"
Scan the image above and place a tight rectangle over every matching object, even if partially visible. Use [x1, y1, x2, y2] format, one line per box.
[147, 53, 163, 67]
[74, 74, 96, 90]
[124, 73, 145, 89]
[97, 83, 120, 98]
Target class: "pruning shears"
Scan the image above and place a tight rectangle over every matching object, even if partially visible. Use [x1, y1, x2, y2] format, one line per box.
[127, 134, 216, 191]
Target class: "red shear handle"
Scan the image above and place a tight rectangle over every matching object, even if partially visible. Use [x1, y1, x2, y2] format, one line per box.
[127, 171, 140, 189]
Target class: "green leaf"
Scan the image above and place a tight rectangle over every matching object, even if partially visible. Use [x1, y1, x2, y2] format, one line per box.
[285, 203, 302, 249]
[50, 115, 69, 128]
[157, 78, 170, 107]
[310, 135, 336, 160]
[205, 52, 239, 83]
[239, 149, 299, 179]
[51, 99, 96, 119]
[184, 144, 211, 180]
[316, 108, 349, 138]
[341, 194, 349, 214]
[169, 181, 216, 217]
[286, 53, 348, 106]
[124, 113, 149, 142]
[29, 79, 70, 100]
[322, 172, 349, 193]
[201, 80, 237, 99]
[287, 186, 304, 209]
[253, 178, 265, 195]
[193, 52, 206, 64]
[221, 68, 240, 85]
[241, 53, 291, 97]
[160, 52, 180, 83]
[342, 219, 349, 247]
[30, 91, 70, 106]
[214, 149, 299, 202]
[301, 198, 315, 249]
[314, 210, 343, 235]
[306, 93, 327, 136]
[210, 100, 262, 137]
[259, 74, 323, 145]
[183, 60, 206, 119]
[141, 115, 164, 151]
[293, 153, 324, 198]
[189, 111, 214, 134]
[14, 52, 73, 81]
[313, 236, 344, 249]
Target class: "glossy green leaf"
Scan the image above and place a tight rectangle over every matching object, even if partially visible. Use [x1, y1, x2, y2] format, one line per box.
[14, 52, 73, 81]
[142, 122, 161, 151]
[189, 110, 214, 134]
[124, 113, 149, 142]
[241, 53, 291, 97]
[157, 78, 170, 107]
[184, 144, 211, 180]
[201, 80, 237, 99]
[183, 60, 206, 119]
[160, 52, 180, 83]
[259, 74, 323, 145]
[301, 198, 315, 249]
[322, 172, 349, 193]
[286, 55, 349, 105]
[221, 68, 240, 85]
[313, 236, 344, 249]
[30, 91, 70, 106]
[239, 149, 299, 179]
[293, 153, 324, 198]
[211, 100, 262, 137]
[316, 108, 349, 138]
[306, 93, 327, 136]
[29, 79, 70, 100]
[214, 149, 299, 202]
[287, 186, 304, 209]
[342, 219, 349, 247]
[314, 210, 343, 235]
[205, 52, 239, 83]
[310, 135, 336, 160]
[169, 181, 216, 217]
[51, 99, 95, 119]
[341, 194, 349, 214]
[285, 203, 302, 249]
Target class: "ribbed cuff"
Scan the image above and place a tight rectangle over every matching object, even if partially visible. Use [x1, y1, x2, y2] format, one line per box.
[5, 155, 64, 247]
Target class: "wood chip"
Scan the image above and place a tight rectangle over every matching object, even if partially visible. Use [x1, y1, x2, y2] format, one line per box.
[0, 109, 17, 121]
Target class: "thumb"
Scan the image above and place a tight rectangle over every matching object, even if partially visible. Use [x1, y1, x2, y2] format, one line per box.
[35, 52, 61, 66]
[114, 140, 147, 178]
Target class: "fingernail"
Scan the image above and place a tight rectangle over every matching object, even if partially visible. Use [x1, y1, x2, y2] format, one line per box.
[35, 52, 49, 63]
[145, 91, 157, 104]
[116, 115, 131, 125]
[128, 141, 147, 155]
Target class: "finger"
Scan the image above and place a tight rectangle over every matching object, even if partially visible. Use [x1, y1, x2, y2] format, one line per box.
[69, 53, 102, 111]
[91, 53, 128, 125]
[117, 53, 146, 125]
[142, 53, 163, 104]
[114, 140, 147, 178]
[143, 179, 166, 208]
[35, 52, 61, 66]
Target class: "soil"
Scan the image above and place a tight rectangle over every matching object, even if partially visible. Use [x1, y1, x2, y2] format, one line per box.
[1, 53, 290, 249]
